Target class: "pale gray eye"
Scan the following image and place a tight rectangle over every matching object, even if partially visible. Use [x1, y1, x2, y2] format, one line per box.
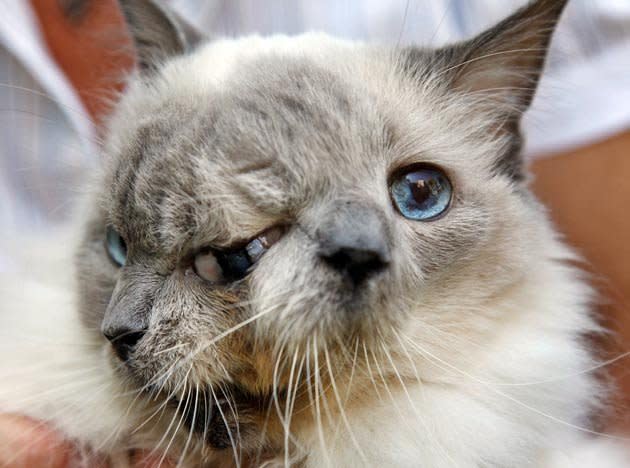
[193, 251, 224, 283]
[105, 226, 127, 267]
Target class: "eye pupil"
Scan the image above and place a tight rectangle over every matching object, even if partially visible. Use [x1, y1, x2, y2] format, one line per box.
[390, 165, 452, 221]
[106, 226, 127, 267]
[410, 178, 429, 203]
[216, 251, 252, 281]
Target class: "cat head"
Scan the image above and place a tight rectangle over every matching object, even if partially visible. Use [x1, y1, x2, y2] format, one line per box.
[75, 0, 568, 453]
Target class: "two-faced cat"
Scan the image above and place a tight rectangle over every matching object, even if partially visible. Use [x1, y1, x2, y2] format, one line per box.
[0, 0, 622, 466]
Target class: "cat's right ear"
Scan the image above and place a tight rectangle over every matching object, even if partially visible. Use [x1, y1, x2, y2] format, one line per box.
[118, 0, 204, 73]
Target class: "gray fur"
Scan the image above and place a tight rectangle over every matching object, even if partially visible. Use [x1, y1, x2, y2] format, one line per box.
[72, 0, 579, 464]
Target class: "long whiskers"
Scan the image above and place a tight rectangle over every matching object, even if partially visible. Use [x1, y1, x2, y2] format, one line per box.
[400, 333, 630, 442]
[322, 344, 368, 465]
[210, 385, 241, 467]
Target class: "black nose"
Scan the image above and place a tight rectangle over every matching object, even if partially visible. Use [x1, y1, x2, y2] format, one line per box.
[103, 328, 146, 362]
[321, 246, 388, 285]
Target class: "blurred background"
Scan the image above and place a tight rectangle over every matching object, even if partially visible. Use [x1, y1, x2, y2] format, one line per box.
[0, 0, 629, 434]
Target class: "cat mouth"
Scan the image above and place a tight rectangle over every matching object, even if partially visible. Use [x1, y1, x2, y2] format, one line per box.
[172, 383, 273, 450]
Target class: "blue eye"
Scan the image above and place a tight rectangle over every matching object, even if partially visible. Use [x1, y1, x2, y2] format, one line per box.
[106, 226, 127, 267]
[390, 165, 452, 221]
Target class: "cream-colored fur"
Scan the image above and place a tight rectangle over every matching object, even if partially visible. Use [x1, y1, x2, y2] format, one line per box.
[0, 226, 622, 466]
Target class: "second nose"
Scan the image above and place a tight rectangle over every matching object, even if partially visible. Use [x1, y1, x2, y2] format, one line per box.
[316, 202, 390, 286]
[103, 327, 146, 362]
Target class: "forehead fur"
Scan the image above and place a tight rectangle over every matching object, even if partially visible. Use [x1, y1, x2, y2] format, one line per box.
[102, 32, 507, 257]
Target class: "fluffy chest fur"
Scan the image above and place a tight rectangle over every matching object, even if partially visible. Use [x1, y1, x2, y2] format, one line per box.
[0, 1, 615, 467]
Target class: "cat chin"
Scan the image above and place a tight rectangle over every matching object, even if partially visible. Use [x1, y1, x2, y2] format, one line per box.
[0, 228, 610, 467]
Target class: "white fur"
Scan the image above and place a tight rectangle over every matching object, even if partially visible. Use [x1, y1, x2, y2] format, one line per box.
[0, 232, 135, 450]
[0, 186, 626, 468]
[2, 246, 626, 466]
[1, 31, 628, 467]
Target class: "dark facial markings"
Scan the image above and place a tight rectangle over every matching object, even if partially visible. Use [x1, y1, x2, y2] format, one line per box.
[176, 383, 272, 450]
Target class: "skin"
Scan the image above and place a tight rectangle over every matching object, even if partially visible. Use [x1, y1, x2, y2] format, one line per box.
[531, 128, 630, 434]
[0, 414, 77, 468]
[0, 415, 173, 468]
[28, 0, 133, 125]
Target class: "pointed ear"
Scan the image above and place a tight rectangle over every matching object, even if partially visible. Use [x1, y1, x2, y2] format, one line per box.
[118, 0, 204, 72]
[404, 0, 567, 180]
[447, 0, 568, 113]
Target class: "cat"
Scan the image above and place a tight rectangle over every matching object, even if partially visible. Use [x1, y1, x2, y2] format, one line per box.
[0, 0, 623, 466]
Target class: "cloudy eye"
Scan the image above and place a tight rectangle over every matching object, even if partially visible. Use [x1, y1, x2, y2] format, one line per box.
[193, 250, 224, 283]
[390, 164, 452, 221]
[105, 226, 127, 267]
[193, 226, 285, 283]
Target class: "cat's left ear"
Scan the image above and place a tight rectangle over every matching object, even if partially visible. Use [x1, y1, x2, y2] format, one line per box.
[413, 0, 568, 179]
[447, 0, 567, 105]
[118, 0, 204, 73]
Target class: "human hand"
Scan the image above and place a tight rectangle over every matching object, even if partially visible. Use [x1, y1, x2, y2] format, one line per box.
[0, 414, 174, 467]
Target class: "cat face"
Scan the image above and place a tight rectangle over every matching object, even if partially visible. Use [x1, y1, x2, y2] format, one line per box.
[75, 0, 567, 453]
